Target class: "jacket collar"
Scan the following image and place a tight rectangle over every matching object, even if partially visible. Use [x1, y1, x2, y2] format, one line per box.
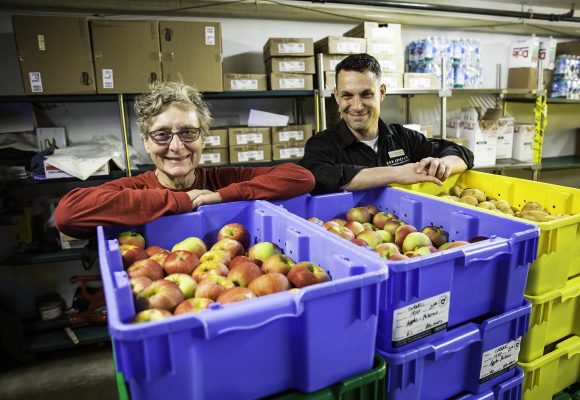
[335, 119, 389, 148]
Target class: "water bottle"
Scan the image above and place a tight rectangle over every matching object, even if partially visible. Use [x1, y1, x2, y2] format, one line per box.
[424, 37, 434, 62]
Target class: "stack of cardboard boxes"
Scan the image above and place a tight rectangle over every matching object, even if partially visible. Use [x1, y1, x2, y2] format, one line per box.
[315, 35, 366, 90]
[13, 15, 224, 94]
[507, 36, 557, 91]
[199, 128, 229, 166]
[263, 38, 315, 91]
[271, 125, 312, 161]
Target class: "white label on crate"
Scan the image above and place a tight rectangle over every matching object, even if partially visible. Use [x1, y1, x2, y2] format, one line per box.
[479, 338, 521, 383]
[392, 292, 450, 347]
[279, 61, 305, 72]
[102, 69, 114, 89]
[379, 59, 397, 72]
[238, 150, 264, 162]
[231, 79, 258, 90]
[371, 42, 395, 55]
[280, 78, 305, 89]
[329, 59, 342, 70]
[200, 153, 221, 164]
[280, 147, 304, 158]
[279, 130, 304, 141]
[205, 136, 221, 146]
[37, 34, 46, 51]
[28, 72, 43, 93]
[278, 43, 305, 54]
[205, 26, 215, 45]
[337, 41, 361, 53]
[236, 133, 263, 144]
[373, 27, 395, 38]
[410, 77, 431, 88]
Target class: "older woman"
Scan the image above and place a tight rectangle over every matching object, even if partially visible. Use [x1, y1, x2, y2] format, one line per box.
[55, 81, 314, 239]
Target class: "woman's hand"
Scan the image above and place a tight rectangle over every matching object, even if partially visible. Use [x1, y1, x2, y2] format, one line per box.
[187, 189, 222, 210]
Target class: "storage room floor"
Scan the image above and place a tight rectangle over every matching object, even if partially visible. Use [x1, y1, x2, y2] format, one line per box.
[0, 343, 117, 400]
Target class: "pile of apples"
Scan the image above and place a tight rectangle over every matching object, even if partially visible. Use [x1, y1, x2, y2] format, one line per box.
[308, 205, 474, 261]
[439, 185, 572, 223]
[117, 224, 331, 324]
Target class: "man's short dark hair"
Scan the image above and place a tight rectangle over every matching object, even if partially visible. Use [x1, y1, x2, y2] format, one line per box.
[335, 53, 382, 82]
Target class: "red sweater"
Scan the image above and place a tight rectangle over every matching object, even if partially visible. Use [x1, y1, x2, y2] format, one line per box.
[55, 163, 314, 239]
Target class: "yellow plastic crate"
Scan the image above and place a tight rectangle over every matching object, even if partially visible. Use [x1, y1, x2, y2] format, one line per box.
[520, 275, 580, 362]
[396, 170, 580, 295]
[519, 336, 580, 400]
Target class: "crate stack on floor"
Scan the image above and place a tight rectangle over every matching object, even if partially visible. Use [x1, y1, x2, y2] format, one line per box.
[273, 185, 540, 399]
[393, 170, 580, 400]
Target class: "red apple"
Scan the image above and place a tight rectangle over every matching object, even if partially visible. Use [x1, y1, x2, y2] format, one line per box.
[210, 238, 245, 259]
[388, 253, 410, 261]
[135, 279, 184, 312]
[164, 273, 198, 299]
[199, 250, 231, 266]
[191, 261, 229, 283]
[330, 218, 348, 226]
[174, 298, 214, 315]
[327, 225, 356, 241]
[248, 273, 291, 296]
[372, 212, 399, 229]
[414, 245, 439, 256]
[355, 230, 383, 249]
[439, 241, 470, 251]
[382, 218, 406, 236]
[287, 262, 330, 288]
[145, 245, 169, 257]
[171, 237, 207, 259]
[402, 232, 432, 253]
[217, 287, 257, 304]
[227, 262, 263, 287]
[344, 220, 365, 236]
[127, 259, 165, 281]
[261, 254, 296, 275]
[118, 231, 146, 248]
[395, 225, 418, 249]
[374, 242, 401, 259]
[120, 244, 148, 268]
[217, 223, 250, 251]
[363, 204, 380, 218]
[133, 308, 172, 323]
[130, 276, 152, 295]
[163, 250, 200, 275]
[229, 255, 253, 270]
[247, 242, 282, 266]
[149, 252, 169, 266]
[322, 220, 341, 230]
[195, 275, 235, 301]
[421, 226, 449, 248]
[346, 207, 371, 224]
[351, 238, 369, 247]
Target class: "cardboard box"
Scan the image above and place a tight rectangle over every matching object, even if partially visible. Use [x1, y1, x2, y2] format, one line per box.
[462, 120, 498, 168]
[227, 127, 271, 145]
[539, 38, 558, 70]
[272, 143, 305, 160]
[36, 127, 67, 151]
[43, 159, 110, 179]
[314, 36, 366, 55]
[508, 37, 539, 69]
[265, 56, 315, 74]
[376, 55, 405, 73]
[324, 71, 336, 90]
[321, 54, 347, 72]
[404, 73, 438, 89]
[159, 21, 223, 92]
[556, 40, 580, 56]
[59, 231, 89, 250]
[496, 117, 515, 159]
[512, 124, 535, 162]
[91, 20, 162, 94]
[12, 15, 96, 95]
[366, 39, 403, 57]
[344, 22, 402, 41]
[223, 74, 267, 91]
[271, 124, 312, 144]
[381, 72, 403, 89]
[229, 144, 272, 164]
[205, 128, 228, 148]
[263, 38, 314, 59]
[507, 68, 538, 90]
[269, 73, 313, 90]
[199, 148, 228, 166]
[446, 119, 464, 138]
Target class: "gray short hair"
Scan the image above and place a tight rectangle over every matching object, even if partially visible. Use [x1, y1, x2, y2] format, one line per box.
[134, 81, 213, 140]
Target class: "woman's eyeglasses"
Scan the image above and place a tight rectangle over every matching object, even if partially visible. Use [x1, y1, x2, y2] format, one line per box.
[148, 128, 202, 145]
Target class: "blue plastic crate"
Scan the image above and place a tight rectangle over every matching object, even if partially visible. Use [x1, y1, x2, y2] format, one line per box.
[455, 367, 524, 400]
[98, 200, 388, 400]
[378, 301, 531, 400]
[272, 187, 539, 353]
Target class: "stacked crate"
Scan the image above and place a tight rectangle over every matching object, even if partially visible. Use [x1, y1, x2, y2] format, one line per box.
[227, 126, 272, 164]
[392, 170, 580, 400]
[271, 124, 312, 161]
[199, 128, 229, 166]
[273, 186, 539, 399]
[263, 38, 315, 91]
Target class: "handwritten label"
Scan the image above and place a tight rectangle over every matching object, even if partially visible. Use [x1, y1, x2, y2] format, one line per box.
[479, 338, 521, 383]
[392, 292, 450, 347]
[236, 133, 263, 144]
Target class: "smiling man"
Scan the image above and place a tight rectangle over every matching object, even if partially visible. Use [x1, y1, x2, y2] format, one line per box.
[299, 53, 474, 195]
[55, 81, 314, 239]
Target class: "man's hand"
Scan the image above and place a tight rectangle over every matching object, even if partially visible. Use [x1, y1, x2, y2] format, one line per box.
[187, 189, 223, 210]
[415, 157, 452, 181]
[393, 163, 443, 185]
